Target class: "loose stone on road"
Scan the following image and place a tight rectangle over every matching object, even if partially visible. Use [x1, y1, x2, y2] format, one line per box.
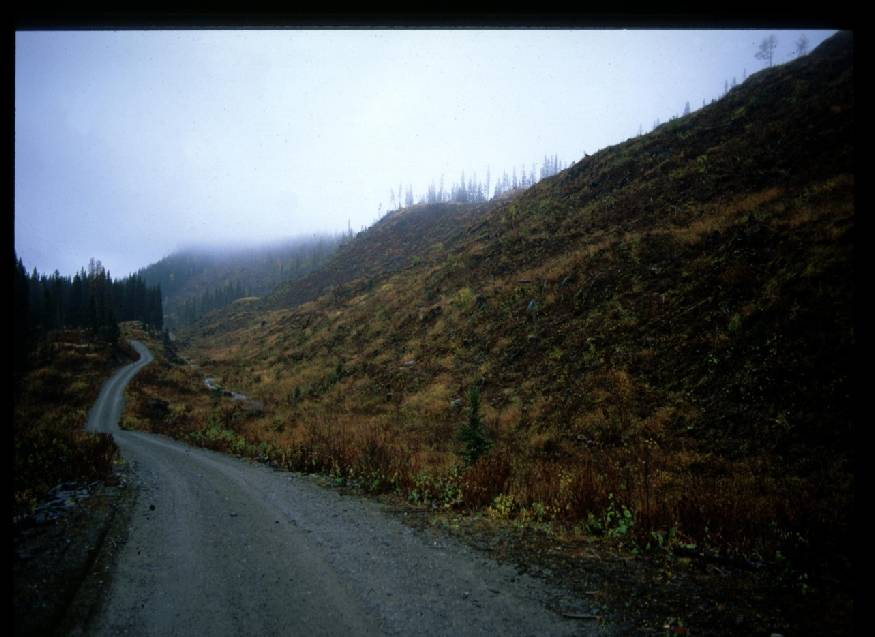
[86, 341, 610, 636]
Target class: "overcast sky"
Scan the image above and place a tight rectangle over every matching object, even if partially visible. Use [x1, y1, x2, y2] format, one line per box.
[15, 28, 836, 278]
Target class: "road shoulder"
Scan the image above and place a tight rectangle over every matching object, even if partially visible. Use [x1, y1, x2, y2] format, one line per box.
[13, 460, 140, 637]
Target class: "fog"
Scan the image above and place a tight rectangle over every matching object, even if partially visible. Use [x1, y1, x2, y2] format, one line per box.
[14, 28, 835, 277]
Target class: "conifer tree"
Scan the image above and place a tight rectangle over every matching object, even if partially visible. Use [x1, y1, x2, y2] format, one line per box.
[14, 256, 32, 377]
[458, 385, 492, 464]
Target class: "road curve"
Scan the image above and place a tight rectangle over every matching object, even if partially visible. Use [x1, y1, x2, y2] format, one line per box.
[86, 341, 607, 636]
[86, 340, 155, 436]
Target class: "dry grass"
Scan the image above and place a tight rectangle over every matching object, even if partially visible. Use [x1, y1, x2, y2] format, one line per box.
[658, 186, 784, 245]
[14, 330, 136, 517]
[156, 48, 855, 593]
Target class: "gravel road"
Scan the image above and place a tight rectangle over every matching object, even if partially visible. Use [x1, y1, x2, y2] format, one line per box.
[85, 341, 611, 636]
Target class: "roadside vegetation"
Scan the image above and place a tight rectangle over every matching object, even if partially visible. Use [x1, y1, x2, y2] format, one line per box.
[13, 252, 164, 520]
[125, 33, 853, 635]
[13, 328, 139, 520]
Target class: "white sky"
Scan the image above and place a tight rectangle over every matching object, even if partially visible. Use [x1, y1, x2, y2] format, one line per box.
[15, 28, 836, 277]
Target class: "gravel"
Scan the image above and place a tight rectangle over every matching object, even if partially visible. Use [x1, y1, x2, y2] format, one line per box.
[84, 341, 612, 636]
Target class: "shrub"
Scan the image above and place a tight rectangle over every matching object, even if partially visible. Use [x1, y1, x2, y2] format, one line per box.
[457, 385, 492, 464]
[461, 448, 512, 508]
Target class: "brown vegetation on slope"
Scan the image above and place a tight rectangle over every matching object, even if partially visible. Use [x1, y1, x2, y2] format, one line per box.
[13, 328, 141, 637]
[147, 33, 854, 635]
[13, 329, 138, 519]
[266, 200, 492, 310]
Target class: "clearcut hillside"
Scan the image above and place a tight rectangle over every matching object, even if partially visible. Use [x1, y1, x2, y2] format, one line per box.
[178, 31, 854, 592]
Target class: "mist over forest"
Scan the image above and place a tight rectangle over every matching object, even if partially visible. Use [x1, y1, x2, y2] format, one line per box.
[138, 233, 348, 329]
[13, 28, 853, 637]
[15, 29, 834, 279]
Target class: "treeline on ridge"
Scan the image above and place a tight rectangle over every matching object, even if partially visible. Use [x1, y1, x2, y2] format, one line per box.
[388, 153, 570, 211]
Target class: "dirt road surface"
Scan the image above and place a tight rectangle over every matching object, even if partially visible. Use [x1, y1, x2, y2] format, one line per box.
[85, 341, 611, 636]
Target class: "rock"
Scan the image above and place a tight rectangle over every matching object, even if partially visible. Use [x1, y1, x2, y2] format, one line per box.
[48, 481, 79, 496]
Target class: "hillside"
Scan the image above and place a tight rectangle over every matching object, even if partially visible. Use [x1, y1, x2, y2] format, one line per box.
[14, 330, 136, 518]
[169, 32, 853, 635]
[13, 328, 142, 637]
[139, 235, 343, 329]
[266, 200, 498, 310]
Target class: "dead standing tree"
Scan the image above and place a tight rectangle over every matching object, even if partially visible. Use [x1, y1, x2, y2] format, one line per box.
[755, 34, 778, 68]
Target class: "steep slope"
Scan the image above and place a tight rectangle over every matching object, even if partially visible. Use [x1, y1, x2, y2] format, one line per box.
[178, 30, 853, 602]
[266, 200, 497, 310]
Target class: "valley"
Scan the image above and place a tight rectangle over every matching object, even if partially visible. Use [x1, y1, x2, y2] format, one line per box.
[123, 32, 853, 636]
[14, 30, 854, 637]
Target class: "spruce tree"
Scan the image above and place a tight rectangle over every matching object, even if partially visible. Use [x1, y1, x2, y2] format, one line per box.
[458, 385, 492, 464]
[14, 256, 32, 378]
